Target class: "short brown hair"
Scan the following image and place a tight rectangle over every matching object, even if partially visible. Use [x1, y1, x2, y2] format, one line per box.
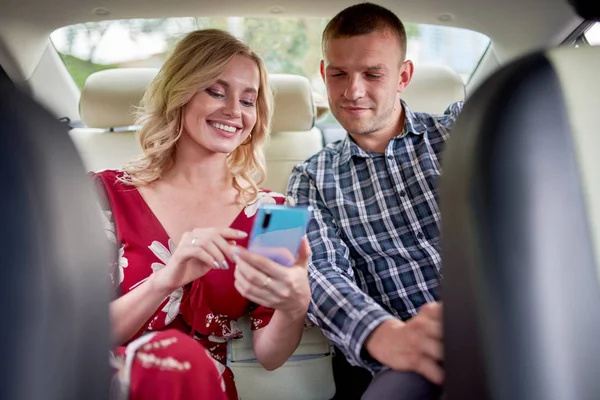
[322, 2, 407, 61]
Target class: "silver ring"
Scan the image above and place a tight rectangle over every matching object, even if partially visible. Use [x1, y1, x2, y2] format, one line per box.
[190, 237, 199, 246]
[262, 276, 271, 288]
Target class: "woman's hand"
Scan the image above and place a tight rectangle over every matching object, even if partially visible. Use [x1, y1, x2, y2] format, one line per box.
[151, 227, 247, 294]
[233, 238, 311, 320]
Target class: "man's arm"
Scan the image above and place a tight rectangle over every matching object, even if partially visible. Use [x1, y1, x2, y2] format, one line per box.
[287, 164, 395, 372]
[445, 100, 464, 119]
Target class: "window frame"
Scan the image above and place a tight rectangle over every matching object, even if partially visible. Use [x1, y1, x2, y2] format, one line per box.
[562, 20, 596, 47]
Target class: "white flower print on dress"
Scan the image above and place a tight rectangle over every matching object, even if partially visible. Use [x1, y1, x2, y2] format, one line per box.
[98, 205, 117, 244]
[148, 240, 183, 325]
[206, 349, 227, 392]
[244, 191, 287, 217]
[116, 245, 129, 285]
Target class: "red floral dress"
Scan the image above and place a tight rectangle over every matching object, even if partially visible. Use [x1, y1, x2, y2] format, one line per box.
[92, 169, 290, 400]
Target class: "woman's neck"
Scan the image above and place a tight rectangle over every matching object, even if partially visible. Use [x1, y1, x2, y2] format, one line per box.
[163, 157, 232, 189]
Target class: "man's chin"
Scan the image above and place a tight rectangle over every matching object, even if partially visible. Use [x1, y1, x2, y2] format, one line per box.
[336, 117, 365, 133]
[341, 122, 375, 136]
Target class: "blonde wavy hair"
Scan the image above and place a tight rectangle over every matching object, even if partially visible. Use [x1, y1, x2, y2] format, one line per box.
[121, 29, 273, 203]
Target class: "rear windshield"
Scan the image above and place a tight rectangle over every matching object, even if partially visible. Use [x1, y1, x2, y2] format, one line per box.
[50, 16, 491, 90]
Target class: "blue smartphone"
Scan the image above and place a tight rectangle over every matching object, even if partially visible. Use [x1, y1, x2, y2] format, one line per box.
[248, 204, 313, 266]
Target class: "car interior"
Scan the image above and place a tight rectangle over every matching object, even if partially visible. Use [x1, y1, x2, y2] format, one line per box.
[0, 0, 599, 398]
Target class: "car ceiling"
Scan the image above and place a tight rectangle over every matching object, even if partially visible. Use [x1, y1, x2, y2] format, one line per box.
[0, 0, 585, 81]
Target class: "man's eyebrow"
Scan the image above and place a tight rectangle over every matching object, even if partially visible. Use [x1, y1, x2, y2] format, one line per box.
[366, 65, 387, 71]
[325, 64, 388, 71]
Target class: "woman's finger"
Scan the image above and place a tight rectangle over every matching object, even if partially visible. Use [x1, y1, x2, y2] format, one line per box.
[234, 276, 278, 307]
[219, 228, 249, 240]
[201, 241, 228, 270]
[235, 258, 275, 291]
[212, 235, 236, 265]
[234, 246, 288, 280]
[177, 246, 215, 269]
[233, 268, 278, 305]
[178, 247, 215, 276]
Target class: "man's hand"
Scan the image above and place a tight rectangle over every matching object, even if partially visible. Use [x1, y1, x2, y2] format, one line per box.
[364, 302, 443, 385]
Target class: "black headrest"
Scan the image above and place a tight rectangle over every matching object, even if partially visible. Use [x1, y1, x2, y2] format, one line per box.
[569, 0, 600, 21]
[0, 70, 111, 399]
[442, 51, 600, 399]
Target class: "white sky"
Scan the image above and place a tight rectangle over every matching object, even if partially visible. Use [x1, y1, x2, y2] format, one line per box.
[51, 19, 600, 67]
[585, 22, 600, 45]
[52, 23, 168, 64]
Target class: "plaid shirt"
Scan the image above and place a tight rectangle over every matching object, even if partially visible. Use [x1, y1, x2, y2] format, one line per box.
[287, 100, 463, 373]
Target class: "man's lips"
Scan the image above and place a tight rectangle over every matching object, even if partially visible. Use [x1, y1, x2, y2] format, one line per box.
[341, 105, 371, 114]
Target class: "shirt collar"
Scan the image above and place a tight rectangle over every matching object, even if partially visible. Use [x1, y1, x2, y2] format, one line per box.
[338, 99, 424, 165]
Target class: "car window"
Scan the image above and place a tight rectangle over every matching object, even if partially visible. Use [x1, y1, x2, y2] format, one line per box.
[585, 22, 600, 45]
[50, 17, 490, 92]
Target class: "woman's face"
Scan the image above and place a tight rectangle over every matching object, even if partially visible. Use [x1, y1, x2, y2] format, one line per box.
[181, 54, 260, 155]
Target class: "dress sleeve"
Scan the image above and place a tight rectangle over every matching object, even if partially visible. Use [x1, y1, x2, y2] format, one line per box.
[249, 303, 275, 330]
[88, 172, 120, 298]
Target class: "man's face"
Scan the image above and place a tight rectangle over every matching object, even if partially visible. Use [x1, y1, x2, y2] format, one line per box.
[321, 30, 412, 136]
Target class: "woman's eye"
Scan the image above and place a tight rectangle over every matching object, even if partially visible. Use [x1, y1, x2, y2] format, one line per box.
[206, 89, 225, 98]
[240, 100, 255, 107]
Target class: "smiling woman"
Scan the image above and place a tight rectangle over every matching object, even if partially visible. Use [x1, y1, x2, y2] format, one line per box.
[122, 29, 270, 201]
[88, 28, 313, 400]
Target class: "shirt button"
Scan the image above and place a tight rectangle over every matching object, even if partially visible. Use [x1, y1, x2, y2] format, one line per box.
[399, 190, 407, 197]
[417, 232, 424, 240]
[387, 155, 393, 160]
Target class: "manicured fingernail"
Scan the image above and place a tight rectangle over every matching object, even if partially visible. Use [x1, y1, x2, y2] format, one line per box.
[212, 261, 220, 269]
[222, 260, 229, 270]
[232, 247, 239, 261]
[237, 231, 248, 237]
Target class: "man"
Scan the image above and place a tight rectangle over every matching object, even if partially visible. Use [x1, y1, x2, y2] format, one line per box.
[287, 3, 463, 399]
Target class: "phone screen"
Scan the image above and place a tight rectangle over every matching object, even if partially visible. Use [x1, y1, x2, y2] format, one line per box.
[248, 204, 312, 266]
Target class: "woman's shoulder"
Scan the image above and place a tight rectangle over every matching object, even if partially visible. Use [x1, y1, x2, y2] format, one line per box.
[89, 168, 124, 179]
[89, 169, 131, 186]
[88, 169, 137, 199]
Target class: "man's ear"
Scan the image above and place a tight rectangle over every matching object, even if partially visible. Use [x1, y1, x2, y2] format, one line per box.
[320, 60, 325, 81]
[398, 60, 414, 93]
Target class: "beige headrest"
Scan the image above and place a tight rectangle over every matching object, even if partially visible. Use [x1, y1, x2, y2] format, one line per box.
[269, 73, 315, 132]
[79, 68, 328, 131]
[80, 68, 157, 129]
[402, 64, 466, 114]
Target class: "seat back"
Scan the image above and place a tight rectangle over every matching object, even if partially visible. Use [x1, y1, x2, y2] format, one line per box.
[70, 68, 151, 172]
[227, 317, 335, 400]
[441, 35, 600, 400]
[0, 68, 111, 399]
[71, 69, 325, 186]
[402, 63, 465, 114]
[264, 74, 323, 193]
